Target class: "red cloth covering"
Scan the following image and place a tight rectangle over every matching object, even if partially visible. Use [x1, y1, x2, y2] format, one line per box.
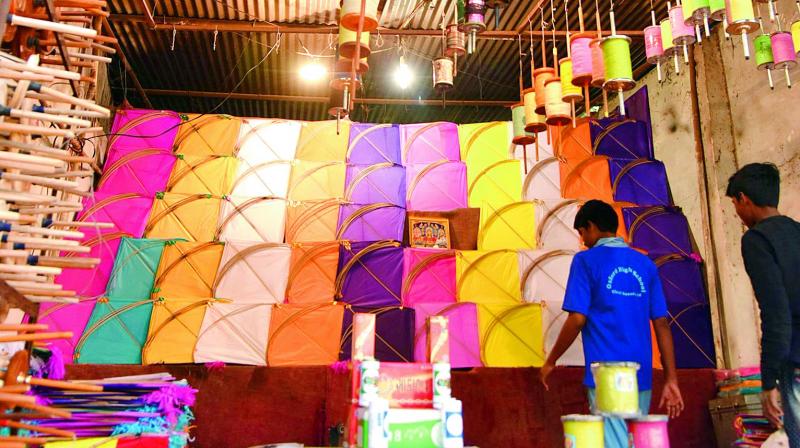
[117, 436, 169, 448]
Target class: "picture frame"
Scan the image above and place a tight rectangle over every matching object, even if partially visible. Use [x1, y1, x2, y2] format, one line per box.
[408, 217, 451, 249]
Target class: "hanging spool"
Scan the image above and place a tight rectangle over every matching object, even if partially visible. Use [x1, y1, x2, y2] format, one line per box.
[544, 78, 571, 126]
[533, 67, 556, 115]
[645, 25, 666, 81]
[754, 33, 776, 88]
[710, 0, 727, 20]
[589, 38, 605, 87]
[445, 24, 467, 58]
[336, 57, 369, 74]
[523, 88, 547, 133]
[771, 32, 796, 88]
[559, 57, 583, 102]
[338, 25, 371, 59]
[512, 103, 536, 145]
[330, 59, 363, 91]
[433, 57, 455, 93]
[460, 0, 487, 54]
[328, 89, 349, 119]
[670, 4, 696, 63]
[660, 17, 681, 74]
[340, 0, 379, 32]
[601, 35, 635, 116]
[754, 0, 777, 22]
[486, 0, 508, 29]
[683, 0, 712, 39]
[725, 0, 760, 59]
[570, 32, 595, 86]
[792, 19, 800, 56]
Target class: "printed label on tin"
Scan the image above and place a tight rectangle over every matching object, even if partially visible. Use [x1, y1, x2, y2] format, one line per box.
[614, 371, 636, 392]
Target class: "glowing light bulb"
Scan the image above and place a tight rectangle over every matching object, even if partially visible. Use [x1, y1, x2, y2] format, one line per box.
[300, 61, 327, 81]
[393, 57, 413, 89]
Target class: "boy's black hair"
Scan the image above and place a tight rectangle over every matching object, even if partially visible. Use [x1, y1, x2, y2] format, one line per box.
[725, 163, 780, 207]
[573, 200, 619, 233]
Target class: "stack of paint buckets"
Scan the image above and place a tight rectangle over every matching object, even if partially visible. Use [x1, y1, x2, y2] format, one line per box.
[346, 314, 465, 448]
[561, 362, 671, 447]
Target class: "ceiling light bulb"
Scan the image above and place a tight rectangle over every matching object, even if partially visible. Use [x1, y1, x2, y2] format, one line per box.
[394, 57, 413, 89]
[300, 61, 327, 82]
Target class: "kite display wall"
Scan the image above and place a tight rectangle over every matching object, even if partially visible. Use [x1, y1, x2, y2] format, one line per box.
[43, 88, 716, 370]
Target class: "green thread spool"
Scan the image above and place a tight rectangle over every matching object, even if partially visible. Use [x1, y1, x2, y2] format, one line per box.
[754, 34, 775, 89]
[684, 0, 711, 38]
[601, 35, 635, 116]
[661, 18, 681, 74]
[559, 58, 583, 102]
[709, 0, 726, 21]
[591, 362, 641, 417]
[511, 104, 535, 145]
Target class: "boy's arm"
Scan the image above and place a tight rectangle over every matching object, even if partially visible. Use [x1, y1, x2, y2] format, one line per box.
[653, 317, 684, 418]
[541, 312, 586, 389]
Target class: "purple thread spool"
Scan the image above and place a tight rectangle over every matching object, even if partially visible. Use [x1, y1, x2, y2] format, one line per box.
[771, 31, 796, 88]
[570, 33, 594, 87]
[670, 4, 696, 63]
[462, 0, 486, 54]
[645, 25, 666, 81]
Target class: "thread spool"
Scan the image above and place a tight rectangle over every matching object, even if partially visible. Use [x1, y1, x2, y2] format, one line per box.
[628, 415, 670, 448]
[601, 35, 635, 116]
[340, 0, 379, 32]
[533, 67, 555, 114]
[589, 38, 605, 87]
[445, 24, 467, 58]
[460, 0, 487, 54]
[544, 78, 571, 126]
[523, 88, 547, 133]
[771, 32, 796, 88]
[591, 362, 641, 417]
[512, 103, 535, 145]
[754, 33, 775, 88]
[754, 0, 777, 22]
[645, 25, 665, 81]
[726, 0, 760, 59]
[570, 32, 594, 86]
[793, 20, 800, 56]
[338, 25, 371, 59]
[561, 415, 604, 448]
[328, 89, 348, 119]
[433, 57, 455, 93]
[336, 57, 369, 74]
[670, 5, 695, 63]
[330, 69, 362, 91]
[559, 58, 583, 102]
[660, 17, 681, 73]
[684, 0, 712, 38]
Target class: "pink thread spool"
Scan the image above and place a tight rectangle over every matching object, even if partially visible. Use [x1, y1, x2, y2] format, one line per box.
[771, 31, 797, 88]
[628, 415, 670, 448]
[590, 38, 606, 87]
[645, 25, 665, 81]
[670, 4, 695, 63]
[570, 32, 594, 87]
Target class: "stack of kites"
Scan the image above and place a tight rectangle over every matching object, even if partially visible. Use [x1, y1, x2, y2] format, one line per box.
[17, 86, 713, 369]
[733, 415, 777, 447]
[716, 367, 763, 397]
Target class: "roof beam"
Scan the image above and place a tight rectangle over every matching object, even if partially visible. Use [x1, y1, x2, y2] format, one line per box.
[138, 0, 156, 28]
[142, 88, 516, 107]
[108, 15, 643, 38]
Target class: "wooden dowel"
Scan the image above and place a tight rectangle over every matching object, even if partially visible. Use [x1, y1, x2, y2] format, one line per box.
[0, 331, 71, 343]
[73, 126, 103, 135]
[35, 256, 99, 268]
[0, 69, 54, 82]
[18, 375, 103, 392]
[0, 151, 67, 169]
[6, 108, 93, 127]
[0, 139, 95, 163]
[0, 385, 31, 393]
[71, 52, 112, 63]
[0, 233, 80, 247]
[24, 296, 78, 303]
[41, 57, 95, 69]
[0, 436, 56, 444]
[51, 220, 112, 229]
[5, 281, 62, 290]
[39, 107, 105, 118]
[0, 191, 57, 204]
[8, 14, 98, 38]
[0, 273, 48, 282]
[0, 57, 81, 81]
[0, 323, 48, 331]
[0, 172, 81, 190]
[0, 392, 36, 405]
[37, 85, 110, 116]
[0, 223, 83, 238]
[16, 207, 89, 215]
[14, 288, 74, 297]
[0, 160, 57, 174]
[0, 420, 76, 438]
[0, 263, 61, 275]
[0, 122, 75, 139]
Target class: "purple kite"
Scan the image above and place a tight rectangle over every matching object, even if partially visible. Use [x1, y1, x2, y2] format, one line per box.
[343, 163, 406, 207]
[347, 123, 402, 165]
[336, 241, 404, 307]
[412, 302, 482, 368]
[337, 203, 406, 242]
[623, 206, 694, 257]
[609, 158, 672, 206]
[340, 306, 416, 362]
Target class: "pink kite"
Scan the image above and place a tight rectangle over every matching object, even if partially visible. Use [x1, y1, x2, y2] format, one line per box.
[400, 122, 461, 165]
[405, 161, 468, 212]
[76, 192, 155, 238]
[402, 248, 457, 307]
[97, 149, 177, 197]
[107, 109, 181, 153]
[56, 231, 129, 299]
[412, 302, 482, 368]
[39, 298, 99, 364]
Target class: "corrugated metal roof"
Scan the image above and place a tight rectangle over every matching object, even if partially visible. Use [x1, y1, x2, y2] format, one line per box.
[107, 0, 680, 123]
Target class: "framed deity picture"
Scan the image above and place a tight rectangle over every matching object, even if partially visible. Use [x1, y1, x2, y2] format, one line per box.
[408, 217, 451, 249]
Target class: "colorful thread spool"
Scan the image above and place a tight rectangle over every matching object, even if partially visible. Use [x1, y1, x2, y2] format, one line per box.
[460, 0, 486, 54]
[645, 25, 665, 81]
[628, 415, 670, 448]
[559, 58, 583, 102]
[433, 57, 455, 93]
[512, 103, 535, 145]
[561, 415, 604, 448]
[445, 24, 467, 58]
[338, 25, 371, 59]
[793, 20, 800, 56]
[771, 32, 796, 88]
[589, 38, 605, 87]
[754, 32, 775, 88]
[570, 32, 594, 87]
[340, 0, 379, 32]
[660, 18, 681, 74]
[544, 78, 571, 126]
[601, 35, 635, 116]
[523, 88, 546, 133]
[670, 4, 695, 63]
[590, 362, 640, 417]
[533, 67, 555, 115]
[725, 0, 760, 59]
[710, 0, 727, 20]
[683, 0, 712, 39]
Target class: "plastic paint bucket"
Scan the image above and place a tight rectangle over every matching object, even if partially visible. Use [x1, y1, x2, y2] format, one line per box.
[591, 362, 640, 417]
[561, 414, 604, 448]
[628, 415, 670, 448]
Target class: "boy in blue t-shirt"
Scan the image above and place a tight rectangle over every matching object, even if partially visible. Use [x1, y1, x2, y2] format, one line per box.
[540, 200, 684, 447]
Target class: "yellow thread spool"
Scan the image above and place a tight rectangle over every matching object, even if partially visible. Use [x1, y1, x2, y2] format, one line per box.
[591, 362, 641, 417]
[340, 0, 379, 32]
[523, 88, 546, 133]
[544, 78, 571, 126]
[792, 20, 800, 57]
[338, 25, 371, 59]
[561, 415, 604, 448]
[559, 58, 584, 102]
[725, 0, 760, 59]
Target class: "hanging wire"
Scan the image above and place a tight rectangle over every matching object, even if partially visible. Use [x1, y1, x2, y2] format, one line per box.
[518, 34, 524, 92]
[171, 25, 176, 51]
[213, 27, 218, 51]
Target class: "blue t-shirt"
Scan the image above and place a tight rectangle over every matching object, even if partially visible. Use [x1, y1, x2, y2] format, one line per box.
[562, 242, 668, 390]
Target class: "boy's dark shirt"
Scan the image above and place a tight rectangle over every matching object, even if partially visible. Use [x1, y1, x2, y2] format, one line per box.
[741, 215, 800, 389]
